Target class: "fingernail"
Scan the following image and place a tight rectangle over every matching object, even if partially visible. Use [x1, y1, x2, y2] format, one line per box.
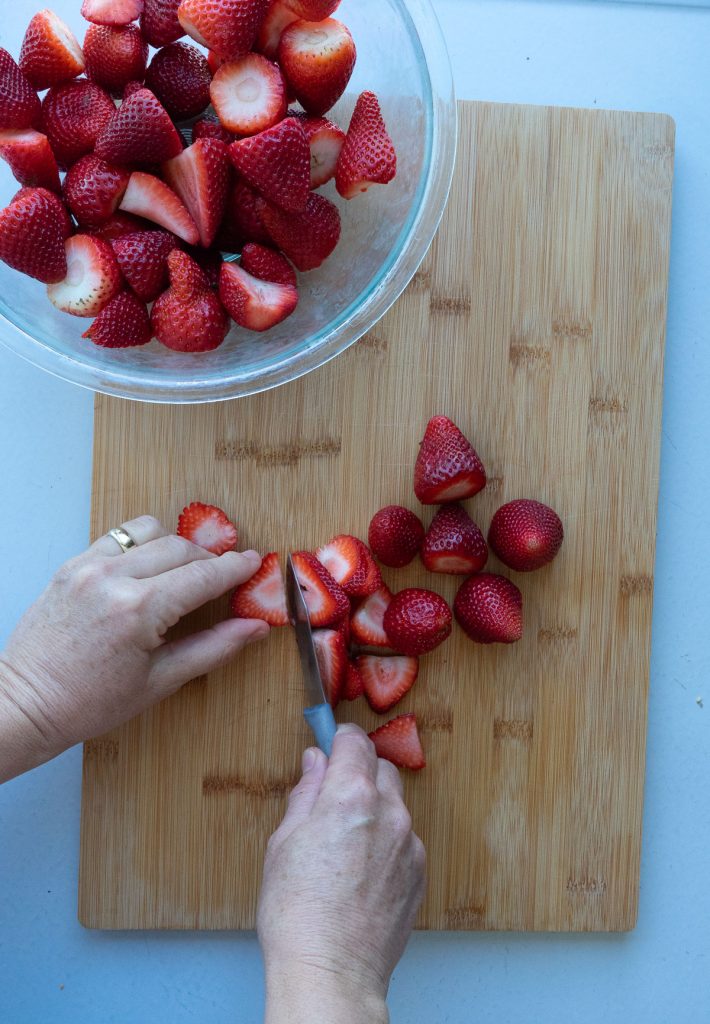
[302, 748, 317, 772]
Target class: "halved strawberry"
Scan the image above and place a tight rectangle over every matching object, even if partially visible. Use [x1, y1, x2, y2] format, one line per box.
[178, 0, 270, 60]
[0, 48, 41, 131]
[350, 585, 392, 648]
[230, 550, 288, 626]
[291, 550, 349, 627]
[110, 230, 177, 301]
[421, 504, 488, 574]
[151, 249, 229, 350]
[162, 140, 230, 249]
[343, 658, 364, 702]
[82, 0, 145, 26]
[217, 179, 272, 250]
[120, 172, 199, 244]
[228, 117, 309, 213]
[63, 154, 130, 227]
[312, 627, 347, 707]
[0, 187, 68, 284]
[259, 191, 340, 271]
[348, 539, 382, 597]
[240, 242, 296, 286]
[369, 713, 425, 771]
[219, 261, 297, 331]
[316, 535, 364, 592]
[84, 24, 148, 96]
[210, 53, 286, 136]
[41, 79, 115, 169]
[336, 90, 396, 200]
[141, 0, 184, 47]
[255, 0, 299, 59]
[296, 113, 345, 187]
[357, 655, 419, 714]
[0, 129, 60, 193]
[177, 501, 237, 554]
[283, 0, 340, 18]
[192, 114, 234, 145]
[368, 505, 424, 569]
[145, 41, 212, 121]
[414, 415, 487, 504]
[47, 234, 123, 317]
[83, 290, 152, 347]
[96, 88, 183, 166]
[90, 211, 159, 240]
[278, 17, 355, 116]
[19, 11, 85, 91]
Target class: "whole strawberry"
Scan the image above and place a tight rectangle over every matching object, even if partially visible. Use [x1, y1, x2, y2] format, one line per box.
[63, 155, 130, 227]
[141, 0, 184, 48]
[454, 573, 522, 644]
[145, 41, 211, 121]
[0, 187, 68, 283]
[414, 415, 486, 504]
[19, 10, 85, 91]
[421, 504, 488, 575]
[83, 24, 149, 96]
[110, 230, 177, 302]
[259, 191, 340, 271]
[152, 249, 229, 351]
[368, 505, 424, 568]
[383, 587, 452, 656]
[336, 90, 396, 199]
[488, 499, 563, 572]
[42, 79, 116, 169]
[228, 117, 310, 213]
[0, 48, 41, 131]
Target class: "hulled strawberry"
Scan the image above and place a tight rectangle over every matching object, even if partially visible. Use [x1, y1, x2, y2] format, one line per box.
[177, 501, 238, 554]
[178, 0, 270, 61]
[316, 534, 365, 592]
[83, 24, 148, 96]
[0, 129, 60, 193]
[145, 41, 212, 121]
[296, 113, 345, 188]
[383, 588, 452, 656]
[228, 117, 309, 213]
[488, 499, 564, 572]
[41, 79, 115, 169]
[0, 48, 41, 131]
[218, 178, 272, 249]
[96, 89, 184, 165]
[192, 113, 234, 145]
[163, 139, 230, 248]
[11, 185, 72, 238]
[19, 10, 85, 91]
[141, 0, 184, 47]
[278, 17, 355, 116]
[350, 585, 392, 649]
[63, 154, 130, 226]
[414, 415, 487, 504]
[110, 230, 177, 301]
[230, 551, 288, 626]
[120, 172, 199, 243]
[358, 655, 419, 714]
[291, 550, 349, 627]
[421, 505, 488, 575]
[210, 53, 287, 136]
[90, 210, 158, 239]
[259, 191, 340, 270]
[454, 573, 523, 644]
[255, 0, 299, 59]
[47, 234, 123, 317]
[368, 505, 424, 568]
[336, 90, 397, 199]
[312, 627, 347, 707]
[283, 0, 341, 18]
[219, 261, 298, 331]
[0, 187, 68, 283]
[83, 290, 152, 347]
[240, 242, 296, 286]
[343, 658, 364, 701]
[152, 249, 229, 350]
[82, 0, 145, 26]
[369, 713, 425, 770]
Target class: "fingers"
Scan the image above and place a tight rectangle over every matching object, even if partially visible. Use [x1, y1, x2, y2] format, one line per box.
[273, 747, 329, 843]
[317, 724, 379, 809]
[110, 534, 216, 579]
[88, 515, 168, 557]
[151, 550, 262, 627]
[376, 756, 404, 802]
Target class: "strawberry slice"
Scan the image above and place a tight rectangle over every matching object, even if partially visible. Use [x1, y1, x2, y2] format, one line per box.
[291, 550, 349, 627]
[110, 230, 177, 301]
[240, 242, 296, 286]
[230, 550, 288, 626]
[82, 0, 145, 26]
[210, 53, 286, 136]
[97, 89, 183, 166]
[316, 534, 364, 592]
[421, 504, 488, 574]
[296, 113, 345, 188]
[0, 48, 41, 131]
[350, 585, 392, 649]
[145, 41, 212, 121]
[0, 129, 60, 194]
[218, 179, 273, 250]
[120, 172, 199, 244]
[141, 0, 184, 47]
[336, 90, 396, 200]
[255, 0, 299, 59]
[259, 191, 340, 271]
[177, 501, 238, 554]
[357, 655, 419, 714]
[63, 155, 130, 227]
[219, 261, 298, 332]
[192, 114, 234, 145]
[278, 17, 355, 116]
[348, 539, 382, 598]
[283, 0, 341, 18]
[0, 187, 68, 284]
[163, 140, 230, 249]
[343, 658, 364, 701]
[414, 415, 487, 504]
[151, 249, 229, 351]
[19, 11, 85, 91]
[84, 24, 148, 96]
[47, 234, 123, 317]
[369, 713, 425, 771]
[83, 290, 152, 348]
[312, 628, 347, 707]
[90, 211, 159, 240]
[228, 117, 309, 213]
[178, 0, 270, 61]
[41, 79, 115, 170]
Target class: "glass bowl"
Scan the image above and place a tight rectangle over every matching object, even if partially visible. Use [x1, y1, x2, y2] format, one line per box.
[0, 0, 456, 403]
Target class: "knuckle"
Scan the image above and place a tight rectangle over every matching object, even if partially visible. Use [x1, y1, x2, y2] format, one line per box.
[339, 774, 378, 811]
[111, 579, 148, 618]
[167, 534, 201, 561]
[388, 806, 413, 837]
[133, 514, 162, 533]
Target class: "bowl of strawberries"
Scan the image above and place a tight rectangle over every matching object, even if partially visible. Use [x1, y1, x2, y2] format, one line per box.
[0, 0, 456, 402]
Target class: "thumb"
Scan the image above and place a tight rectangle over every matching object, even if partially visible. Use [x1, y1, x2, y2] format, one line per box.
[275, 747, 328, 842]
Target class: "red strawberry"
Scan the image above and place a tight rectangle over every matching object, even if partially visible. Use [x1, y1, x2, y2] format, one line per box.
[0, 187, 68, 284]
[278, 18, 355, 116]
[383, 588, 452, 656]
[259, 191, 340, 271]
[63, 154, 130, 226]
[210, 53, 286, 136]
[120, 172, 199, 243]
[41, 79, 115, 169]
[207, 50, 223, 75]
[90, 210, 159, 239]
[192, 114, 233, 145]
[358, 655, 419, 714]
[12, 185, 72, 238]
[368, 505, 424, 569]
[141, 0, 184, 47]
[350, 585, 392, 648]
[414, 415, 486, 504]
[152, 249, 229, 350]
[0, 129, 60, 193]
[283, 0, 340, 17]
[230, 550, 288, 626]
[82, 0, 145, 26]
[255, 0, 299, 59]
[218, 179, 272, 249]
[343, 658, 364, 702]
[96, 89, 183, 166]
[178, 0, 270, 60]
[421, 505, 488, 575]
[315, 534, 364, 591]
[489, 499, 564, 572]
[83, 24, 148, 96]
[291, 550, 349, 627]
[369, 713, 425, 770]
[19, 11, 85, 91]
[454, 573, 523, 644]
[228, 117, 308, 213]
[349, 539, 382, 597]
[145, 42, 211, 121]
[177, 501, 238, 554]
[82, 289, 152, 347]
[162, 140, 230, 249]
[47, 234, 122, 317]
[240, 242, 296, 286]
[336, 90, 396, 199]
[0, 48, 41, 131]
[110, 230, 177, 301]
[296, 113, 345, 188]
[312, 628, 347, 707]
[219, 261, 298, 331]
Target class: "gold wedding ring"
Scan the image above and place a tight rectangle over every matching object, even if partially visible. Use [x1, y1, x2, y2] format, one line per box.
[107, 526, 137, 553]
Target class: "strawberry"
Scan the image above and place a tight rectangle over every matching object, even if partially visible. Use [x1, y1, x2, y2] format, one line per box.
[41, 79, 115, 169]
[96, 89, 183, 166]
[296, 113, 345, 188]
[210, 53, 286, 136]
[358, 655, 419, 714]
[145, 42, 211, 121]
[291, 550, 349, 627]
[162, 140, 230, 249]
[0, 48, 41, 131]
[255, 0, 299, 59]
[488, 499, 564, 572]
[368, 505, 424, 569]
[152, 249, 229, 350]
[383, 588, 452, 656]
[228, 117, 309, 213]
[19, 10, 85, 91]
[82, 290, 152, 347]
[110, 230, 177, 301]
[421, 505, 488, 575]
[47, 234, 122, 317]
[12, 185, 72, 238]
[0, 129, 60, 193]
[368, 713, 425, 771]
[414, 415, 486, 504]
[230, 550, 288, 626]
[336, 90, 396, 199]
[82, 0, 145, 26]
[84, 24, 148, 96]
[90, 210, 158, 239]
[177, 501, 237, 554]
[0, 187, 68, 284]
[120, 172, 199, 243]
[316, 534, 364, 591]
[219, 261, 298, 331]
[240, 242, 296, 286]
[350, 585, 392, 649]
[63, 155, 130, 227]
[312, 628, 347, 707]
[278, 18, 355, 116]
[283, 0, 340, 18]
[349, 539, 382, 597]
[192, 114, 234, 145]
[259, 191, 340, 271]
[141, 0, 184, 47]
[454, 573, 523, 644]
[178, 0, 270, 60]
[207, 50, 223, 75]
[341, 661, 362, 703]
[218, 178, 272, 249]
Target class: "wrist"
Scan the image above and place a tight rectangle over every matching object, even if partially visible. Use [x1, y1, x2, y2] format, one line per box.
[264, 962, 389, 1024]
[0, 656, 62, 783]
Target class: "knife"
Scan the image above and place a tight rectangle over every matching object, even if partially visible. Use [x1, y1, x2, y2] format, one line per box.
[286, 554, 338, 757]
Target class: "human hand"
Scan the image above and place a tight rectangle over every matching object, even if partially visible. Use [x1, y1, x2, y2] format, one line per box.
[257, 724, 426, 1024]
[0, 515, 269, 780]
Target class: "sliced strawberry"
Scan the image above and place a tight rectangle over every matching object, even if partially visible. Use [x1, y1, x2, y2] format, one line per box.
[210, 53, 286, 136]
[192, 114, 234, 145]
[348, 539, 382, 598]
[217, 179, 272, 250]
[145, 41, 211, 121]
[19, 11, 85, 91]
[336, 91, 396, 200]
[296, 113, 345, 188]
[120, 172, 199, 244]
[316, 534, 363, 592]
[219, 261, 298, 332]
[255, 0, 299, 59]
[228, 117, 309, 214]
[110, 230, 177, 301]
[343, 658, 364, 702]
[96, 89, 183, 166]
[151, 249, 229, 350]
[350, 585, 392, 648]
[90, 211, 159, 240]
[383, 588, 452, 656]
[291, 550, 349, 627]
[414, 415, 487, 504]
[230, 551, 288, 626]
[41, 79, 115, 170]
[47, 235, 123, 317]
[0, 129, 60, 193]
[283, 0, 340, 18]
[178, 0, 270, 61]
[0, 187, 68, 284]
[162, 140, 230, 249]
[83, 290, 152, 347]
[0, 48, 41, 131]
[240, 242, 296, 286]
[358, 655, 419, 715]
[177, 501, 237, 554]
[312, 628, 347, 708]
[82, 0, 145, 26]
[369, 713, 425, 771]
[278, 17, 355, 116]
[421, 504, 488, 575]
[63, 155, 130, 227]
[336, 611, 351, 650]
[259, 191, 340, 271]
[368, 505, 424, 569]
[141, 0, 184, 47]
[84, 24, 148, 96]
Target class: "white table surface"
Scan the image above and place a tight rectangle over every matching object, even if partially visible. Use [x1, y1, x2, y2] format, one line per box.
[1, 1, 709, 1021]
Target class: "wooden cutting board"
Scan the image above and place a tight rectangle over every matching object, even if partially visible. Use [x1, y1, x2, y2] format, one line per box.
[79, 100, 675, 932]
